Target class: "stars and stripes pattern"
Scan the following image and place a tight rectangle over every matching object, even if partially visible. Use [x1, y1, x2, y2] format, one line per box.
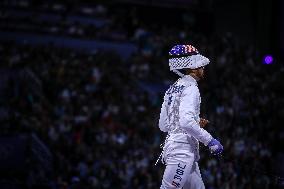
[169, 45, 199, 57]
[168, 44, 209, 76]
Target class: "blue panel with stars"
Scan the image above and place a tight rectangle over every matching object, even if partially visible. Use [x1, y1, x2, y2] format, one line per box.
[169, 45, 199, 57]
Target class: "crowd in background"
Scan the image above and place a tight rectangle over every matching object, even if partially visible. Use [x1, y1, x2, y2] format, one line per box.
[1, 1, 138, 41]
[0, 1, 283, 189]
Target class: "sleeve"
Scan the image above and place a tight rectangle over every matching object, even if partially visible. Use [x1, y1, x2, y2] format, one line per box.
[158, 96, 168, 132]
[179, 86, 213, 146]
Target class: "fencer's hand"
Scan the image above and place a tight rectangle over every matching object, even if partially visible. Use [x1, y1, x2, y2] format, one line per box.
[199, 118, 209, 128]
[208, 139, 223, 156]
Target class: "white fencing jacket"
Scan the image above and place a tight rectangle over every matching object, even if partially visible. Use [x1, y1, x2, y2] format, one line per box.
[159, 75, 213, 160]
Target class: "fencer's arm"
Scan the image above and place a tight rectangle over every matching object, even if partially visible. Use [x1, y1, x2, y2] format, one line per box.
[179, 87, 213, 146]
[158, 97, 168, 132]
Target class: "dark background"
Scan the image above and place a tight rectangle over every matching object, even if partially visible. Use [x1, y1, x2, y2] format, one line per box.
[0, 0, 283, 188]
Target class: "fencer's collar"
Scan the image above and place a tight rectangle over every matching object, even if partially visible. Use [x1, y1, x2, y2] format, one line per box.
[183, 75, 198, 86]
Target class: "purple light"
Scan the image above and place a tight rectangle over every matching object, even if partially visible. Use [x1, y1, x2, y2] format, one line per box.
[264, 55, 273, 64]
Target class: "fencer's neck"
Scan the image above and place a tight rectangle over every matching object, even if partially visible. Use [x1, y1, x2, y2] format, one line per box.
[188, 73, 200, 81]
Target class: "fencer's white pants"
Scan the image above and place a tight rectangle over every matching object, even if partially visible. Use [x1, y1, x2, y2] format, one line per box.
[160, 141, 205, 189]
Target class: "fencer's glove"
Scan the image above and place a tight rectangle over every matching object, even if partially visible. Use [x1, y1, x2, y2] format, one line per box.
[208, 138, 223, 155]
